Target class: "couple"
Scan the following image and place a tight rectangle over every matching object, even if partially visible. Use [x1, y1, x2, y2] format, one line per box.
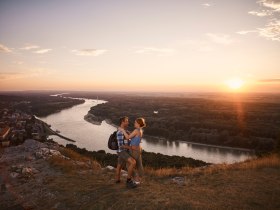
[115, 116, 145, 188]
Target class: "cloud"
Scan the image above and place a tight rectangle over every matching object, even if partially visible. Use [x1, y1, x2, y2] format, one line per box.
[181, 40, 213, 52]
[259, 78, 280, 82]
[258, 20, 280, 41]
[34, 49, 52, 54]
[238, 0, 280, 41]
[237, 21, 280, 41]
[0, 68, 50, 80]
[202, 3, 211, 7]
[20, 44, 40, 50]
[259, 0, 280, 10]
[0, 43, 12, 53]
[135, 47, 175, 56]
[206, 33, 233, 45]
[236, 30, 257, 35]
[0, 72, 23, 80]
[248, 10, 272, 16]
[71, 49, 107, 56]
[13, 61, 24, 65]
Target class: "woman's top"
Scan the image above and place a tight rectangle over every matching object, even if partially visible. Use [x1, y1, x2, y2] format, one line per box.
[130, 128, 142, 146]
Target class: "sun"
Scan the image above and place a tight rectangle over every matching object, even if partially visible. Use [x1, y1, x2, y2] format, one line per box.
[225, 78, 244, 90]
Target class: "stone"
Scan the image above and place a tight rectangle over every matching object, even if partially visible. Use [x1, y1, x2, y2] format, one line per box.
[40, 148, 50, 155]
[121, 172, 128, 177]
[32, 168, 40, 174]
[10, 165, 18, 171]
[25, 155, 35, 161]
[75, 161, 87, 167]
[35, 151, 43, 159]
[121, 169, 127, 174]
[106, 166, 115, 170]
[49, 149, 61, 156]
[23, 139, 47, 150]
[172, 176, 186, 186]
[22, 167, 33, 175]
[11, 164, 24, 173]
[10, 172, 19, 178]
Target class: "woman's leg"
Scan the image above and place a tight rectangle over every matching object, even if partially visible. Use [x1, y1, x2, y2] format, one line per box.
[131, 150, 144, 181]
[136, 152, 144, 178]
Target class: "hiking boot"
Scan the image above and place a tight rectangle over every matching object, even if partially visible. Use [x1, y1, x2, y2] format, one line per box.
[126, 179, 137, 188]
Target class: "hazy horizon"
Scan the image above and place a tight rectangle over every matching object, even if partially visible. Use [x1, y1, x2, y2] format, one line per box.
[0, 0, 280, 92]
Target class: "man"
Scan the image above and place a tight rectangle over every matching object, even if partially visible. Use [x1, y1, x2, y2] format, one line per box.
[115, 116, 137, 188]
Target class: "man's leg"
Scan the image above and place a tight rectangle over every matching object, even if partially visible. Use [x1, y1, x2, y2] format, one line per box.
[115, 163, 122, 182]
[115, 155, 125, 183]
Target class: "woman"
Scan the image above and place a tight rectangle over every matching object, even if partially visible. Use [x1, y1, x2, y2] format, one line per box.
[119, 118, 146, 183]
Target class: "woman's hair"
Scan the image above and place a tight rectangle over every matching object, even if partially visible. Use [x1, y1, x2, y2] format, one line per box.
[136, 118, 146, 128]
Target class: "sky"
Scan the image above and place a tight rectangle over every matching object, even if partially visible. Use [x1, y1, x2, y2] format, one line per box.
[0, 0, 279, 92]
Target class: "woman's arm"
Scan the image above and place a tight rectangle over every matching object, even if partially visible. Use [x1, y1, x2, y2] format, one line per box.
[121, 128, 137, 139]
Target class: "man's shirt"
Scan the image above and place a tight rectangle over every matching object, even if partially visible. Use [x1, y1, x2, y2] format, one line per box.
[116, 130, 130, 153]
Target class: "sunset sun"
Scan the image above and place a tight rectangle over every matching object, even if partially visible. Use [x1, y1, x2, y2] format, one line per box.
[225, 78, 244, 90]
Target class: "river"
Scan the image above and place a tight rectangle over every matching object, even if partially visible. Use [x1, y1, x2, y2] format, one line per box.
[39, 95, 255, 164]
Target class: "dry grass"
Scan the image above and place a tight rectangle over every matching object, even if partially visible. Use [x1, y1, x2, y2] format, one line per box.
[203, 154, 280, 174]
[144, 154, 280, 178]
[235, 154, 280, 169]
[58, 147, 90, 161]
[48, 147, 101, 173]
[3, 149, 280, 209]
[144, 166, 192, 177]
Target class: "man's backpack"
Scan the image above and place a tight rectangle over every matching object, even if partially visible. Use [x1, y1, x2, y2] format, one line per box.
[108, 131, 118, 150]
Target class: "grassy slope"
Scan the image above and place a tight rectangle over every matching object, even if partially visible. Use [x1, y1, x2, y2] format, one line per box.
[48, 154, 280, 209]
[1, 145, 279, 210]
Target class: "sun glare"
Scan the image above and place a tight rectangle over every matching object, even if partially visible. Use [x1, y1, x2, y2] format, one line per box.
[225, 78, 244, 90]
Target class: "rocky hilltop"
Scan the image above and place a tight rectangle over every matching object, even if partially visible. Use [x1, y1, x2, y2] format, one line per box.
[1, 139, 280, 210]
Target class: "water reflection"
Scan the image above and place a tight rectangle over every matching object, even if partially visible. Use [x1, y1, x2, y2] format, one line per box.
[40, 97, 254, 164]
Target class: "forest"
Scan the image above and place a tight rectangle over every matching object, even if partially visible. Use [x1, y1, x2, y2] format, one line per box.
[0, 92, 84, 117]
[84, 93, 280, 152]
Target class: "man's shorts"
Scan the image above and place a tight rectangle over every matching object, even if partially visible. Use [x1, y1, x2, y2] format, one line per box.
[117, 150, 131, 165]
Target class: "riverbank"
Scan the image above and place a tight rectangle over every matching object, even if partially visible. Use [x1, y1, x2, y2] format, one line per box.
[83, 113, 102, 125]
[39, 109, 209, 168]
[85, 115, 255, 153]
[65, 143, 209, 169]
